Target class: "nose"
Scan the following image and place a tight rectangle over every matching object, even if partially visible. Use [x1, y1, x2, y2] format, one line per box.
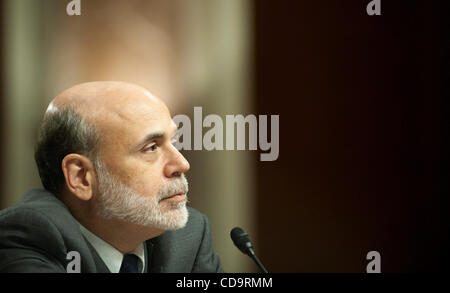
[164, 144, 190, 178]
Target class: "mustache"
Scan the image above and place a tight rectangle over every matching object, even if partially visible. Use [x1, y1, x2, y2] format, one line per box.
[157, 174, 189, 201]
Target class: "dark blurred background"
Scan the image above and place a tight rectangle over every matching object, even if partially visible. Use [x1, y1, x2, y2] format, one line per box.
[1, 0, 449, 272]
[254, 0, 450, 272]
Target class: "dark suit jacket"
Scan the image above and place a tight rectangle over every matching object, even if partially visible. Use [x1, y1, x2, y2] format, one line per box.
[0, 189, 223, 273]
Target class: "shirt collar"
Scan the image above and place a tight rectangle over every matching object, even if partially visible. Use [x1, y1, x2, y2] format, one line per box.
[77, 222, 146, 273]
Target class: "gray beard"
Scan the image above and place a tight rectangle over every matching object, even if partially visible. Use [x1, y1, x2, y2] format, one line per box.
[93, 158, 189, 230]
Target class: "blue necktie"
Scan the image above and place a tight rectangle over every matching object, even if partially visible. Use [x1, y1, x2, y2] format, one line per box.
[119, 254, 141, 273]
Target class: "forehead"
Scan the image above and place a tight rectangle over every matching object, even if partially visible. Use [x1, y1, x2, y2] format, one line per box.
[94, 94, 175, 151]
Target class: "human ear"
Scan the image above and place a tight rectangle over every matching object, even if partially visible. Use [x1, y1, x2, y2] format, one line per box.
[61, 154, 95, 201]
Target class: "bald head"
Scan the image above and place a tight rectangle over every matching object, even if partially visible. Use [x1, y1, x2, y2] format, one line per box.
[47, 81, 165, 125]
[35, 81, 183, 197]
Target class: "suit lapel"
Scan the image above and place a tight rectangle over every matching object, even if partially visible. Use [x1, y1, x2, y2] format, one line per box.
[146, 239, 165, 273]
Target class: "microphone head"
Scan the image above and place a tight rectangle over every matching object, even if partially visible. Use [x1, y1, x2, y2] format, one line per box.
[230, 227, 254, 255]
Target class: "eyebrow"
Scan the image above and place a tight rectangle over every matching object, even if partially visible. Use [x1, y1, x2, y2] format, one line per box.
[134, 132, 165, 152]
[134, 124, 178, 152]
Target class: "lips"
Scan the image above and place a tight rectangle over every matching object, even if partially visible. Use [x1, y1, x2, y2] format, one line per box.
[161, 191, 187, 202]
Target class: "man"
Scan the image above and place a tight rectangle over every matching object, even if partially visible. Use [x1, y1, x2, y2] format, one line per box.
[0, 81, 223, 273]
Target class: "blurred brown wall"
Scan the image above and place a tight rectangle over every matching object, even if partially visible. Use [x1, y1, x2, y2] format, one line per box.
[253, 0, 450, 272]
[0, 0, 4, 210]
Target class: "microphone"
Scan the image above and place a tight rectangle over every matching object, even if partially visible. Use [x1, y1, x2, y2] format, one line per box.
[230, 227, 268, 273]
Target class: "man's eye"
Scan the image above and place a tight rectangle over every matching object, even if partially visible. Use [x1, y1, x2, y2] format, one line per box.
[143, 143, 158, 152]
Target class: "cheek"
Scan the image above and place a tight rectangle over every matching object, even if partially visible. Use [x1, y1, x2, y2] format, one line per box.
[123, 160, 164, 198]
[132, 173, 160, 198]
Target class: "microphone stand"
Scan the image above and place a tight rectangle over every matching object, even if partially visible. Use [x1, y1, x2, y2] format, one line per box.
[248, 248, 268, 273]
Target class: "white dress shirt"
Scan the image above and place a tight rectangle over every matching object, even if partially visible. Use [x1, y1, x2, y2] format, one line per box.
[77, 222, 146, 273]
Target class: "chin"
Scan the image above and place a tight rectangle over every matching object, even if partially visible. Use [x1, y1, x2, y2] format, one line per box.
[163, 206, 189, 231]
[143, 205, 189, 231]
